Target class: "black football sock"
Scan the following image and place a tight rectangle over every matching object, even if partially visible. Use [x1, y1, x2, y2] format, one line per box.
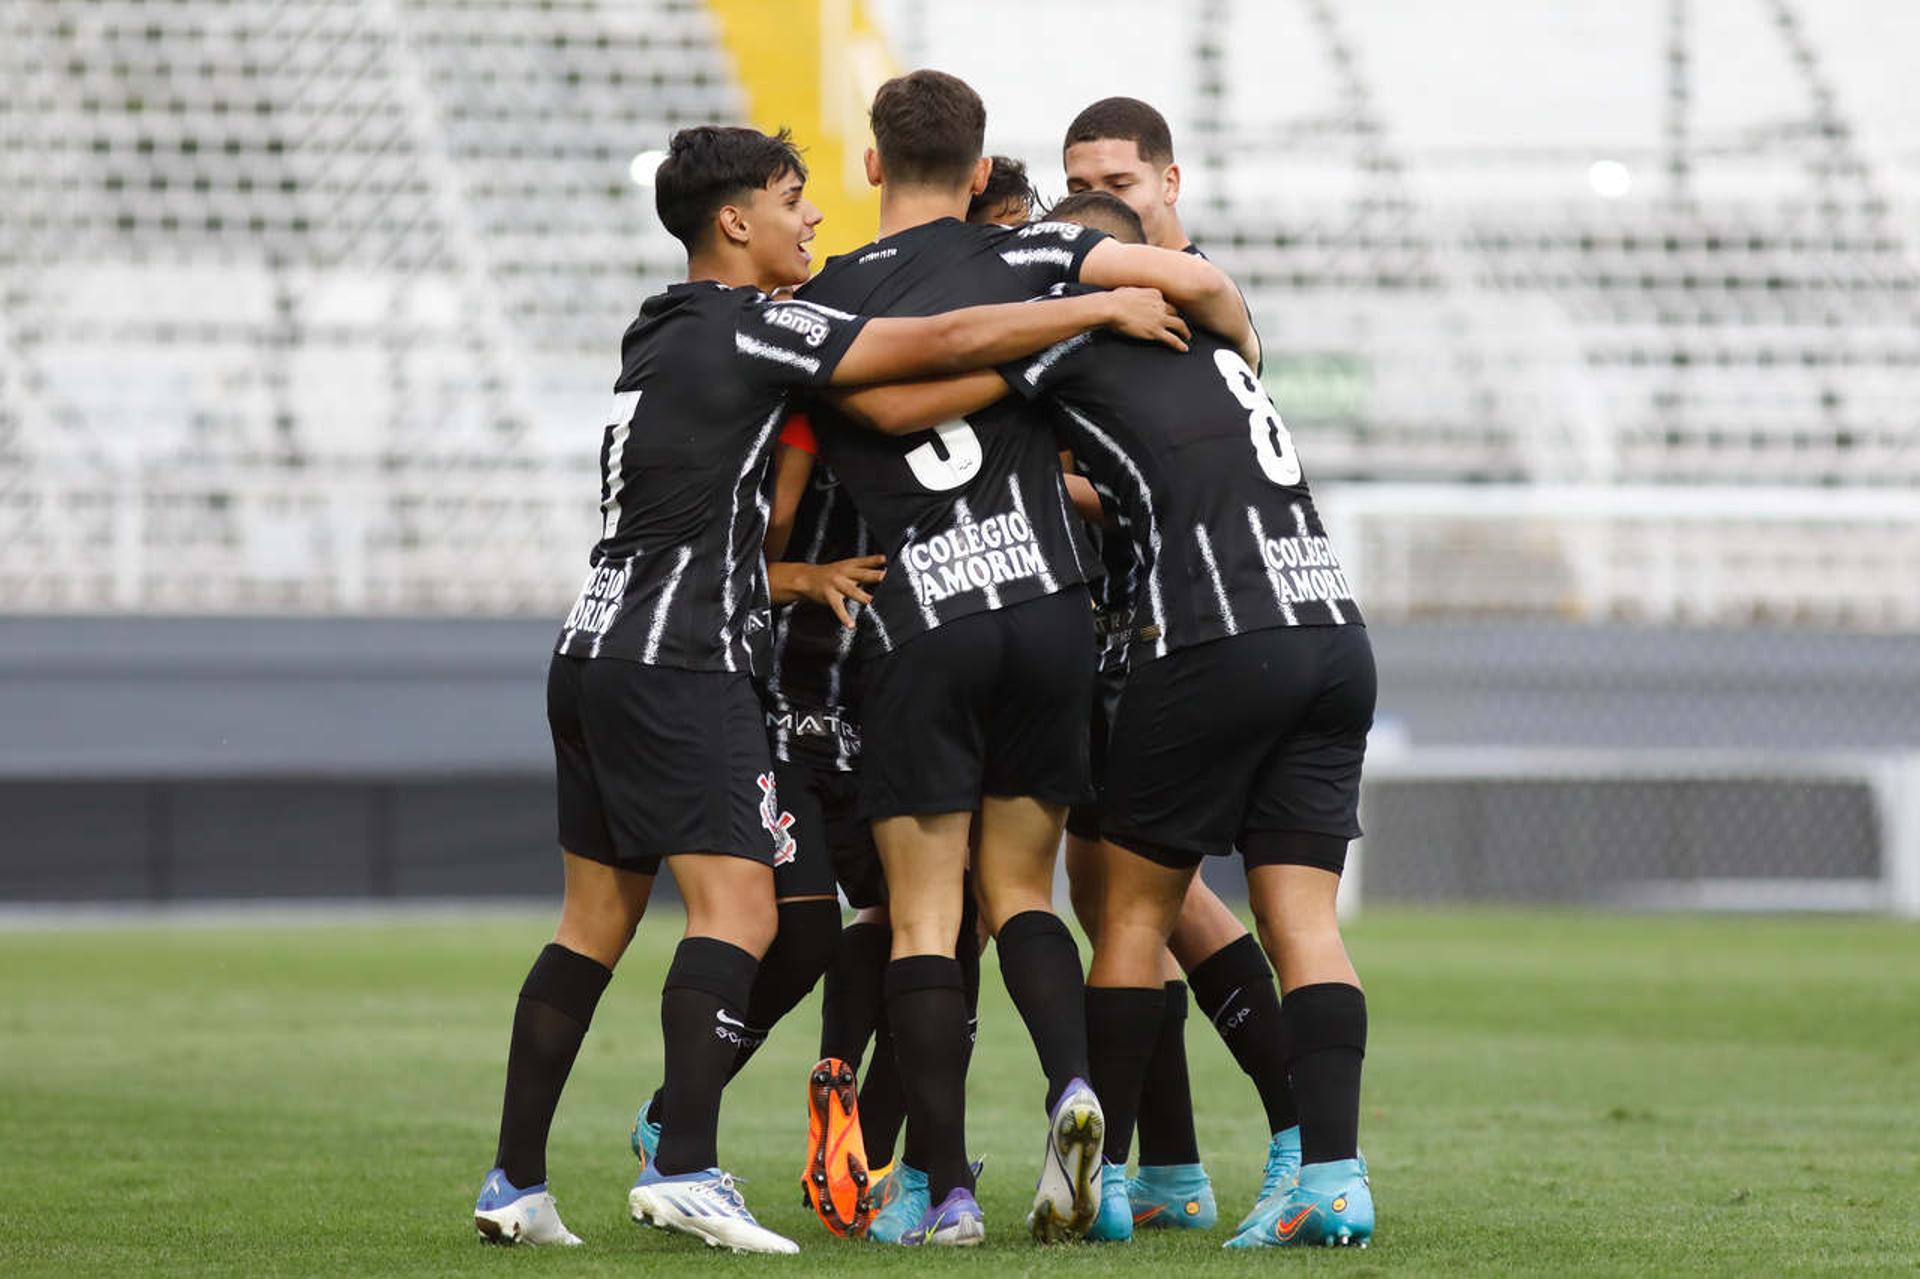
[819, 920, 891, 1065]
[645, 901, 842, 1129]
[652, 937, 759, 1175]
[885, 955, 972, 1201]
[1280, 982, 1367, 1165]
[857, 1010, 907, 1168]
[996, 910, 1091, 1112]
[728, 899, 841, 1076]
[1134, 979, 1203, 1166]
[958, 882, 982, 1075]
[1085, 984, 1165, 1166]
[1189, 934, 1297, 1135]
[493, 943, 612, 1188]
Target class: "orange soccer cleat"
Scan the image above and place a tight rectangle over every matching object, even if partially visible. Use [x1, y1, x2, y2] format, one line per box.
[800, 1056, 876, 1237]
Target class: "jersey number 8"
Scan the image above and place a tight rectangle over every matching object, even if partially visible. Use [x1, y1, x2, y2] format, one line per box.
[904, 420, 983, 492]
[1213, 349, 1301, 486]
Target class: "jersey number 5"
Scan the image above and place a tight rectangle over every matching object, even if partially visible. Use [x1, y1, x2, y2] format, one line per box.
[904, 420, 983, 492]
[1213, 349, 1300, 486]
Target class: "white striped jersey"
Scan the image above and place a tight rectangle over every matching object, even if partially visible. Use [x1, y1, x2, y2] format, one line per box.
[554, 281, 869, 674]
[765, 421, 870, 771]
[1004, 302, 1361, 666]
[794, 218, 1108, 658]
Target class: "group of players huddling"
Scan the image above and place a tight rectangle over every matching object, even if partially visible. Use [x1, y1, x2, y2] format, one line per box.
[472, 72, 1376, 1254]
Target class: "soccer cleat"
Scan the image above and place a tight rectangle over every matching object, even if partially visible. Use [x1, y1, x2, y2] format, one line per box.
[473, 1167, 583, 1246]
[1129, 1161, 1217, 1230]
[900, 1186, 986, 1247]
[864, 1161, 928, 1244]
[1025, 1077, 1106, 1243]
[630, 1097, 661, 1170]
[801, 1057, 875, 1237]
[1224, 1157, 1373, 1250]
[1235, 1125, 1301, 1233]
[628, 1164, 800, 1254]
[1085, 1161, 1134, 1243]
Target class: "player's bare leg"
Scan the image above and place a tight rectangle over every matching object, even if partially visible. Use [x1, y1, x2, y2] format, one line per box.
[1228, 855, 1370, 1249]
[1167, 876, 1249, 973]
[975, 795, 1103, 1241]
[552, 850, 656, 965]
[478, 851, 653, 1245]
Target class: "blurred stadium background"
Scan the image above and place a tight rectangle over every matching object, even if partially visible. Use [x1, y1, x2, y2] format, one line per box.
[2, 0, 1918, 915]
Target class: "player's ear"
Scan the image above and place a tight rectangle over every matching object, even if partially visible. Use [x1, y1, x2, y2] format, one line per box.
[863, 146, 883, 188]
[715, 200, 751, 248]
[968, 155, 992, 197]
[1162, 161, 1182, 207]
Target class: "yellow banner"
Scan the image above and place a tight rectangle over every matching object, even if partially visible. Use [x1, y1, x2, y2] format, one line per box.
[705, 0, 899, 263]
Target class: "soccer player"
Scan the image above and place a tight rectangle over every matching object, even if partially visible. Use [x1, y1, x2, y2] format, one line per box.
[624, 409, 901, 1239]
[472, 124, 1187, 1254]
[837, 192, 1376, 1249]
[967, 154, 1039, 225]
[1059, 97, 1301, 1238]
[793, 69, 1256, 1246]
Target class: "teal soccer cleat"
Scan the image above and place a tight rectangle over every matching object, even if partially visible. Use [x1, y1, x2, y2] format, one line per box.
[1128, 1161, 1216, 1230]
[1224, 1157, 1372, 1250]
[864, 1162, 929, 1244]
[1235, 1125, 1301, 1233]
[1086, 1161, 1133, 1242]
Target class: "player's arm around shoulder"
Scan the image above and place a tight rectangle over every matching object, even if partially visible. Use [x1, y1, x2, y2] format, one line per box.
[825, 289, 1187, 387]
[1078, 239, 1260, 370]
[828, 371, 1010, 437]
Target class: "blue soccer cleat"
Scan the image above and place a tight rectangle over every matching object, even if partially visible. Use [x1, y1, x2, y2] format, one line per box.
[473, 1167, 582, 1246]
[628, 1163, 799, 1254]
[1235, 1125, 1301, 1233]
[1224, 1157, 1372, 1250]
[1128, 1161, 1217, 1230]
[630, 1097, 661, 1169]
[900, 1186, 985, 1247]
[1086, 1161, 1134, 1242]
[864, 1161, 929, 1244]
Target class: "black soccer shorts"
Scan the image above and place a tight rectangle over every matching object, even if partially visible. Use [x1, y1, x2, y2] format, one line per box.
[858, 587, 1095, 819]
[1102, 625, 1375, 873]
[1065, 662, 1126, 841]
[547, 653, 781, 872]
[773, 759, 885, 907]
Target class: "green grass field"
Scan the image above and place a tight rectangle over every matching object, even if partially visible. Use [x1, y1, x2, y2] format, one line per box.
[3, 908, 1917, 1276]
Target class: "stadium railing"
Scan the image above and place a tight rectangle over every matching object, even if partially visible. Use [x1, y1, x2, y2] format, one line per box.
[1349, 743, 1920, 919]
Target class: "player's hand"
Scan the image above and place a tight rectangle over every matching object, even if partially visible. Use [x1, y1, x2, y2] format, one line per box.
[1102, 286, 1190, 352]
[805, 554, 886, 628]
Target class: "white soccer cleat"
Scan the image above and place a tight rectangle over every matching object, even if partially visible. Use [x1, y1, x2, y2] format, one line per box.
[629, 1165, 800, 1255]
[1027, 1077, 1106, 1243]
[473, 1167, 584, 1246]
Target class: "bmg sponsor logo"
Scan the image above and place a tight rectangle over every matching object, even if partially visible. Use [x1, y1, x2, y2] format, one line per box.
[763, 304, 831, 348]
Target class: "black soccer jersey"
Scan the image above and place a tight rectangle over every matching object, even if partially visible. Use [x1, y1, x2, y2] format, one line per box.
[1077, 241, 1258, 673]
[796, 219, 1108, 657]
[1004, 298, 1360, 666]
[554, 282, 869, 675]
[766, 455, 872, 771]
